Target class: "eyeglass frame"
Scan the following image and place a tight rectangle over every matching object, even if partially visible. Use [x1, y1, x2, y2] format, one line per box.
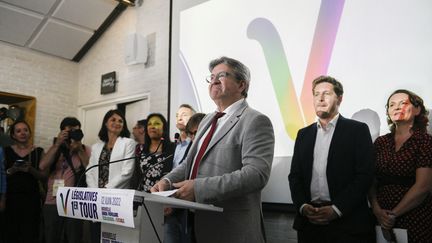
[205, 71, 237, 83]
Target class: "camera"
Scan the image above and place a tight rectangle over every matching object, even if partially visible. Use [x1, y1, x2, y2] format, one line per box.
[69, 129, 84, 141]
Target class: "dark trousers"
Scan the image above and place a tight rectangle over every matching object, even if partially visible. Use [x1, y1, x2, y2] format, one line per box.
[90, 222, 101, 243]
[43, 204, 82, 243]
[0, 210, 4, 243]
[297, 222, 375, 243]
[4, 193, 41, 243]
[164, 209, 192, 243]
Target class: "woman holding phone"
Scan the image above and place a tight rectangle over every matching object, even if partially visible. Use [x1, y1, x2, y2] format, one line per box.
[3, 120, 46, 242]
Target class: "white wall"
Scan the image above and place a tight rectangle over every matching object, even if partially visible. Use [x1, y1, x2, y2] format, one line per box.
[0, 0, 171, 150]
[0, 43, 78, 149]
[78, 0, 170, 116]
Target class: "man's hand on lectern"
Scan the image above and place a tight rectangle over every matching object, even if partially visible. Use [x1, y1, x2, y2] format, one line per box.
[173, 180, 195, 202]
[150, 178, 170, 192]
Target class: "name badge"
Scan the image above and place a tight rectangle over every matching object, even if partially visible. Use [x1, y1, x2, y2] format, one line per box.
[53, 179, 65, 197]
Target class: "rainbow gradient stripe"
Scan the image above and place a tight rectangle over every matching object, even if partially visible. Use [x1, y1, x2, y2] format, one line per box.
[301, 0, 345, 124]
[248, 0, 345, 139]
[247, 18, 304, 139]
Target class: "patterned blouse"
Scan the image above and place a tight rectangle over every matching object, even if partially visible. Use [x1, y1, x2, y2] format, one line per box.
[98, 146, 111, 188]
[374, 129, 432, 243]
[138, 151, 174, 192]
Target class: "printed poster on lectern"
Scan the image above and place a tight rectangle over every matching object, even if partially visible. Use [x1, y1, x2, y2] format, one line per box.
[56, 187, 135, 228]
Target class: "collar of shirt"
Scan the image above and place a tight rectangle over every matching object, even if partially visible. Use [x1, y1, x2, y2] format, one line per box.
[216, 98, 245, 122]
[178, 136, 191, 145]
[316, 113, 340, 131]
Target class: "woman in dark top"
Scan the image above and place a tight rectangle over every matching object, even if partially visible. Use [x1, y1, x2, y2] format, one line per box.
[369, 89, 432, 243]
[132, 113, 175, 192]
[4, 120, 46, 243]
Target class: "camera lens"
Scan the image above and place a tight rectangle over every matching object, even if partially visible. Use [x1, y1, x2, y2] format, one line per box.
[69, 129, 84, 141]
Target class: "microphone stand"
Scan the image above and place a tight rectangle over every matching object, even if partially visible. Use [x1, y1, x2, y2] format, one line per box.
[138, 153, 173, 243]
[76, 156, 137, 187]
[77, 138, 166, 186]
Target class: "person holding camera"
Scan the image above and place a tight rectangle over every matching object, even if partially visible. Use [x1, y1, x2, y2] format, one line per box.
[3, 120, 46, 243]
[39, 117, 91, 243]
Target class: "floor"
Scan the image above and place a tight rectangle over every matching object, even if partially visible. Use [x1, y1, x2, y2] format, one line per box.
[263, 210, 297, 243]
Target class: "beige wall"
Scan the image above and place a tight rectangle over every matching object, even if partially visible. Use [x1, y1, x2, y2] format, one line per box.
[0, 43, 78, 148]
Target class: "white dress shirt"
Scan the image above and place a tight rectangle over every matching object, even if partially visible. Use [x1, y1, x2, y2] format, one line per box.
[301, 114, 342, 216]
[310, 114, 339, 202]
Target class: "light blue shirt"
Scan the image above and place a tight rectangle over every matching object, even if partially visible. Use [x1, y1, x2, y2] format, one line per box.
[172, 138, 191, 169]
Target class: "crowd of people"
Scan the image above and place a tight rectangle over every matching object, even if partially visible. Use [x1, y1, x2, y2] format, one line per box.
[0, 56, 430, 243]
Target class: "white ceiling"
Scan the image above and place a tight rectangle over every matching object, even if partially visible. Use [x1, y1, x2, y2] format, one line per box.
[0, 0, 120, 61]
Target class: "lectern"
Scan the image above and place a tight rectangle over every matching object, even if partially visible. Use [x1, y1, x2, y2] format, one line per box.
[56, 187, 223, 243]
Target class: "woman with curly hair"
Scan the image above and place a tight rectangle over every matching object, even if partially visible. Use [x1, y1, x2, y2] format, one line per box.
[369, 89, 432, 242]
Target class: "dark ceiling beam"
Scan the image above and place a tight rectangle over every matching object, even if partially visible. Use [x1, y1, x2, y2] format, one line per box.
[72, 3, 128, 62]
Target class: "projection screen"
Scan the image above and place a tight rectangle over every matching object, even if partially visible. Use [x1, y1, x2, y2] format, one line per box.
[170, 0, 432, 203]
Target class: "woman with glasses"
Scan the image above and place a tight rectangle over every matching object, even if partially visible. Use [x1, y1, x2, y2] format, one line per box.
[369, 89, 432, 243]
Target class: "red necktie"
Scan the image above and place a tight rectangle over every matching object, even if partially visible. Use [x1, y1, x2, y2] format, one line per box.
[190, 112, 225, 179]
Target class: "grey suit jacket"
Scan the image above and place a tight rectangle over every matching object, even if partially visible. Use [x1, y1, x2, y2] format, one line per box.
[166, 101, 275, 243]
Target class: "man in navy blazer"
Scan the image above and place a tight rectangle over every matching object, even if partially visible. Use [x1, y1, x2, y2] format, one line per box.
[288, 76, 375, 242]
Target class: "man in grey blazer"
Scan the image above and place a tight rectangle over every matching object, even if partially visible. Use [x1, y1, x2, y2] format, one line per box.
[152, 56, 275, 243]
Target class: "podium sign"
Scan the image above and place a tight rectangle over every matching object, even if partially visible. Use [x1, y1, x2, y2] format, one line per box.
[56, 187, 222, 242]
[56, 187, 135, 228]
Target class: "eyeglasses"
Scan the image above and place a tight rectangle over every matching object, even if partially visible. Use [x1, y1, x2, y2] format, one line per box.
[205, 71, 233, 83]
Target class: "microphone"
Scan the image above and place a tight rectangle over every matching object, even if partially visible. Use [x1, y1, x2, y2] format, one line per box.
[136, 137, 164, 162]
[174, 133, 180, 144]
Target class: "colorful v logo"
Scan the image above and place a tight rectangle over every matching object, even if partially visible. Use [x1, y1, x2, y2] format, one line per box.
[60, 189, 70, 214]
[247, 0, 345, 139]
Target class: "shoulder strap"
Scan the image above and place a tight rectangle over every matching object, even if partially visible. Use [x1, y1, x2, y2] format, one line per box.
[63, 150, 78, 176]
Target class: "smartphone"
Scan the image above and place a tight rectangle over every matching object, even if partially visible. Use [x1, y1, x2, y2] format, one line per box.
[14, 159, 26, 167]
